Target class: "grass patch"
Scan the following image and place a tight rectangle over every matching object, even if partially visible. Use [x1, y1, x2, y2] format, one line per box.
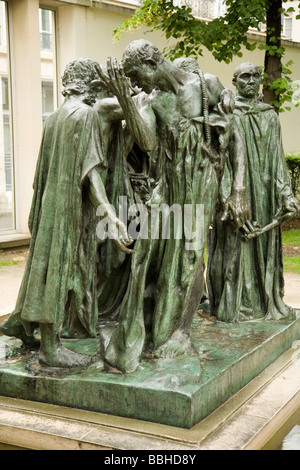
[0, 260, 20, 267]
[283, 256, 300, 275]
[282, 229, 300, 273]
[282, 229, 300, 246]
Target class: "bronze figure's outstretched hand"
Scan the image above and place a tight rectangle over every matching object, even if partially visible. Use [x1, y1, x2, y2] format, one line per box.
[282, 197, 299, 218]
[107, 216, 134, 254]
[114, 219, 134, 254]
[239, 220, 262, 240]
[96, 58, 131, 101]
[221, 191, 250, 229]
[240, 198, 299, 240]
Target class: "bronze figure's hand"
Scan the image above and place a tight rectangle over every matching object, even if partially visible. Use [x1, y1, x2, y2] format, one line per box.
[109, 217, 134, 254]
[221, 191, 250, 229]
[96, 58, 131, 101]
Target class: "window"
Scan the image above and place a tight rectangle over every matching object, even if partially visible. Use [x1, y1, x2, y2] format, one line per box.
[40, 8, 57, 126]
[0, 1, 14, 231]
[282, 14, 293, 40]
[0, 0, 6, 47]
[42, 81, 54, 126]
[212, 0, 227, 18]
[178, 0, 226, 19]
[39, 8, 52, 51]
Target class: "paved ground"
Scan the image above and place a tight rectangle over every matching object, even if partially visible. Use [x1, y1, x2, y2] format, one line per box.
[0, 248, 29, 316]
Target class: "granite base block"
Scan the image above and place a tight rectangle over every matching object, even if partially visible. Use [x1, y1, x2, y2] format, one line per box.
[0, 314, 299, 429]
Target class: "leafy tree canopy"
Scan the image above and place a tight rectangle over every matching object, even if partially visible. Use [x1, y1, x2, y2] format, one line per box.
[113, 0, 300, 111]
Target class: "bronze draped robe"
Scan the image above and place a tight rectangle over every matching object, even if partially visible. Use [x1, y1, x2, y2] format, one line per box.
[207, 99, 296, 322]
[5, 98, 107, 337]
[104, 117, 220, 372]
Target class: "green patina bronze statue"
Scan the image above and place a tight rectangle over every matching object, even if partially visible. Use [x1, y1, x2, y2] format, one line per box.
[96, 40, 250, 373]
[207, 62, 299, 323]
[0, 48, 298, 379]
[0, 58, 133, 367]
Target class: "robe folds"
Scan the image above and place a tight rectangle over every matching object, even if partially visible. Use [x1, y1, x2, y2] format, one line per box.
[7, 97, 107, 337]
[207, 99, 296, 322]
[97, 123, 135, 319]
[105, 117, 220, 373]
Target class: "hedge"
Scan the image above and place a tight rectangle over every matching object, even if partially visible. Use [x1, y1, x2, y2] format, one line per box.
[286, 153, 300, 196]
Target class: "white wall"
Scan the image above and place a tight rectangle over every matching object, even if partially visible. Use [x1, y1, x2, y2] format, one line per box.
[10, 0, 43, 233]
[2, 0, 300, 238]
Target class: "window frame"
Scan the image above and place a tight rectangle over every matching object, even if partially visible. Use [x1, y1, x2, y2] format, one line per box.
[0, 0, 16, 233]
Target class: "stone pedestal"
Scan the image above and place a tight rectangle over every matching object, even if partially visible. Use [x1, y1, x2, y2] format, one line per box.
[0, 315, 299, 432]
[0, 339, 299, 450]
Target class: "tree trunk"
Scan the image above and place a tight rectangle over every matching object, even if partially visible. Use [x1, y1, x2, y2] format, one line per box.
[263, 0, 282, 111]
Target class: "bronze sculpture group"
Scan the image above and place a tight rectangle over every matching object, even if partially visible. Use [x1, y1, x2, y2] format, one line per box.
[0, 40, 298, 374]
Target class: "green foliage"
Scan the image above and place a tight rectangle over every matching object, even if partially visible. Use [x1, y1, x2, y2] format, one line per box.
[282, 229, 300, 246]
[286, 153, 300, 195]
[114, 0, 267, 61]
[0, 260, 19, 267]
[283, 256, 300, 274]
[262, 60, 300, 112]
[282, 230, 300, 274]
[113, 0, 300, 112]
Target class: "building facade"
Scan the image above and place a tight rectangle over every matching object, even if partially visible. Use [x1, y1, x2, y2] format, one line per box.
[0, 0, 299, 241]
